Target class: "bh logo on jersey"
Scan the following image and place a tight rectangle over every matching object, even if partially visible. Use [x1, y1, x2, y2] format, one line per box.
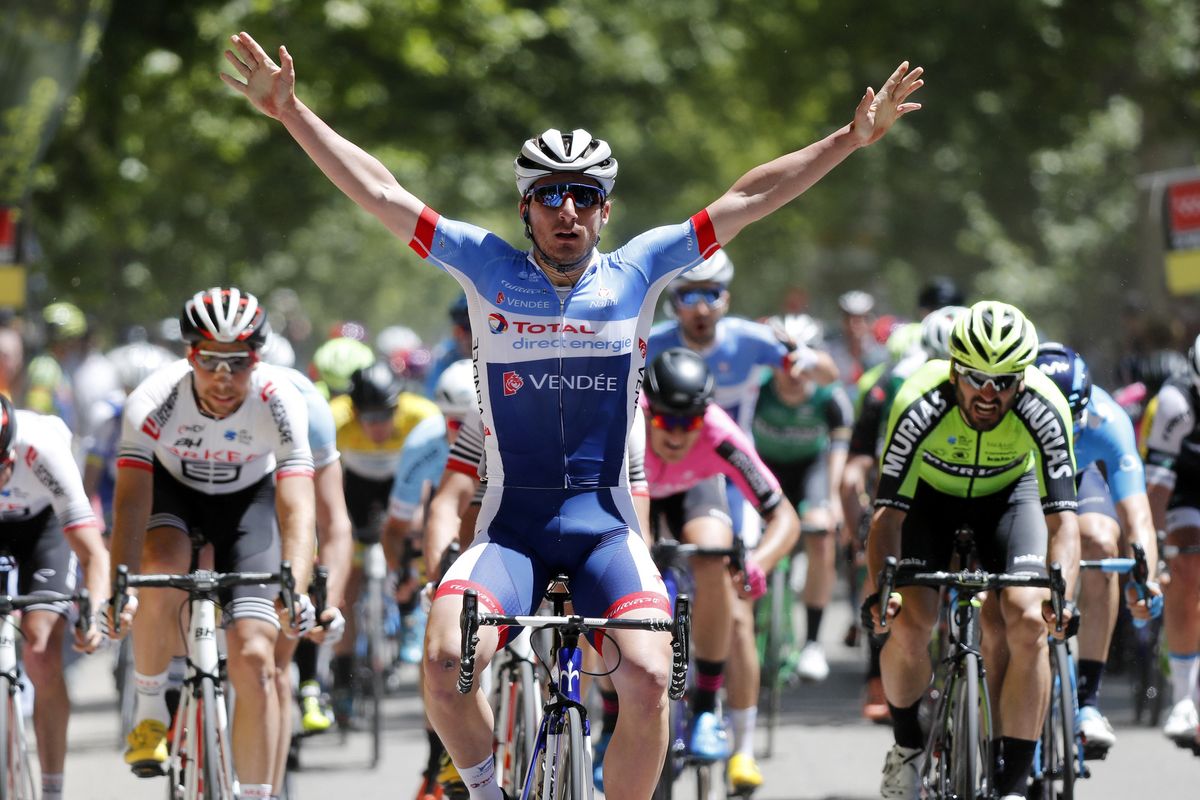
[502, 371, 524, 396]
[488, 313, 509, 334]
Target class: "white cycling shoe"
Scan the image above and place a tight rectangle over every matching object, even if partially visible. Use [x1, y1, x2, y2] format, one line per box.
[1164, 698, 1199, 745]
[879, 743, 922, 799]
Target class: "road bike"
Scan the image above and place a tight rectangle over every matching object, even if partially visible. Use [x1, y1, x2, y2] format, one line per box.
[459, 578, 690, 800]
[877, 527, 1066, 800]
[114, 554, 299, 800]
[0, 566, 91, 800]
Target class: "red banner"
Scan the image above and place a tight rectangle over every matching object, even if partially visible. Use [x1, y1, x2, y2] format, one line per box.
[1168, 179, 1200, 236]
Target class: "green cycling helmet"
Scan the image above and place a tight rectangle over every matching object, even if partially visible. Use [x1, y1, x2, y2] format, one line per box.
[43, 301, 87, 340]
[948, 300, 1038, 374]
[311, 336, 375, 395]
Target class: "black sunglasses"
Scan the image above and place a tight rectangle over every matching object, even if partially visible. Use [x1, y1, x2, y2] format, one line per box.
[527, 183, 607, 209]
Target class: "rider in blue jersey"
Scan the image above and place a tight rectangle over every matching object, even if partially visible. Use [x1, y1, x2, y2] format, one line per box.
[1035, 344, 1162, 756]
[225, 31, 923, 800]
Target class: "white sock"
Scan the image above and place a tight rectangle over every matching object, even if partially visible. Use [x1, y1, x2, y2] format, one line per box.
[1169, 653, 1200, 706]
[459, 755, 502, 800]
[133, 669, 171, 726]
[728, 706, 757, 757]
[238, 784, 272, 799]
[41, 773, 63, 800]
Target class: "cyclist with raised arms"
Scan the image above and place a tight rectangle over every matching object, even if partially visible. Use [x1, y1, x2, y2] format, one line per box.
[1143, 333, 1200, 747]
[864, 301, 1079, 800]
[223, 31, 922, 800]
[0, 393, 109, 800]
[1034, 342, 1161, 756]
[110, 288, 317, 800]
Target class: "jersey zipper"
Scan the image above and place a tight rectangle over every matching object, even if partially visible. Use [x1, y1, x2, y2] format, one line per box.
[968, 430, 982, 497]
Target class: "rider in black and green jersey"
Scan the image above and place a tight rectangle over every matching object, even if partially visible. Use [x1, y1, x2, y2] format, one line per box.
[864, 301, 1081, 800]
[752, 323, 853, 682]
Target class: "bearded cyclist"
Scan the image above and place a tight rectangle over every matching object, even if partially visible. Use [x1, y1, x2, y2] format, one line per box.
[865, 301, 1080, 800]
[224, 30, 922, 800]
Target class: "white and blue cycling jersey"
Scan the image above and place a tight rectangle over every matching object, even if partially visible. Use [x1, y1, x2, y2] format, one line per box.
[266, 365, 340, 471]
[387, 414, 450, 522]
[1075, 384, 1147, 519]
[410, 207, 717, 490]
[647, 317, 790, 432]
[411, 206, 719, 624]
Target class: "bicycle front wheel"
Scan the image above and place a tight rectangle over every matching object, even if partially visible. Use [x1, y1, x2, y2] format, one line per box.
[538, 706, 589, 800]
[950, 652, 991, 800]
[363, 573, 386, 768]
[201, 680, 235, 800]
[495, 658, 538, 794]
[1035, 641, 1075, 800]
[757, 558, 788, 759]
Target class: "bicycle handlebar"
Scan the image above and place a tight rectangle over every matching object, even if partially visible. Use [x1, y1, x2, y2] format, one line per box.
[652, 537, 752, 595]
[111, 561, 297, 635]
[456, 587, 692, 699]
[0, 589, 92, 637]
[891, 562, 1069, 633]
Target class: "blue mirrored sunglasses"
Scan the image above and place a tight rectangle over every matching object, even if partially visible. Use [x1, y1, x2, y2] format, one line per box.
[953, 363, 1021, 392]
[527, 183, 607, 209]
[672, 287, 727, 309]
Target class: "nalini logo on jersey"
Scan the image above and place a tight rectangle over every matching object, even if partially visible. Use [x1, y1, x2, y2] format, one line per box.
[502, 371, 524, 396]
[590, 287, 616, 309]
[488, 313, 509, 334]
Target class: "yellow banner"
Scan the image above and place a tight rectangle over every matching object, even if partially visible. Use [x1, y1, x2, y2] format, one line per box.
[1166, 249, 1200, 296]
[0, 265, 26, 308]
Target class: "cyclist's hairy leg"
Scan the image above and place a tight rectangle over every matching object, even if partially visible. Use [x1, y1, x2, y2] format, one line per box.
[20, 610, 69, 775]
[724, 594, 759, 711]
[801, 506, 836, 618]
[336, 561, 364, 660]
[272, 634, 301, 791]
[1164, 526, 1200, 701]
[980, 586, 1051, 740]
[878, 585, 940, 708]
[226, 617, 284, 785]
[133, 528, 192, 713]
[1077, 513, 1120, 676]
[423, 592, 500, 771]
[682, 516, 735, 663]
[603, 624, 672, 800]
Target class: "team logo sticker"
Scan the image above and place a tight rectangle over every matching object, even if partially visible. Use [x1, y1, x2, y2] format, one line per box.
[496, 291, 505, 305]
[502, 371, 524, 396]
[488, 313, 509, 334]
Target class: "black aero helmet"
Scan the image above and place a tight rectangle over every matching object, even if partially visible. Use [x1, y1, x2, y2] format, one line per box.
[918, 276, 965, 311]
[0, 394, 15, 456]
[349, 360, 402, 413]
[644, 348, 714, 416]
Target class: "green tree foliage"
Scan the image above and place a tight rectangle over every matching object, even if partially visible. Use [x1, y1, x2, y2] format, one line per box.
[19, 0, 1200, 367]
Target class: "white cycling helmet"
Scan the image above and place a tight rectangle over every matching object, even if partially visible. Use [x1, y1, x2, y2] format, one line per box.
[377, 325, 422, 358]
[767, 314, 823, 348]
[260, 330, 297, 368]
[107, 342, 178, 392]
[673, 250, 734, 287]
[180, 287, 268, 347]
[434, 359, 476, 419]
[920, 305, 967, 360]
[514, 128, 618, 195]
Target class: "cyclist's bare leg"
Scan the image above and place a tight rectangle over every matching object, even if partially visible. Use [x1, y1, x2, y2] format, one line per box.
[1164, 526, 1200, 694]
[878, 585, 939, 707]
[1077, 513, 1120, 663]
[724, 593, 759, 710]
[602, 624, 672, 800]
[226, 617, 283, 784]
[272, 634, 301, 791]
[132, 527, 192, 696]
[334, 562, 363, 661]
[682, 516, 734, 662]
[980, 586, 1050, 739]
[20, 610, 68, 775]
[801, 506, 836, 614]
[423, 592, 499, 770]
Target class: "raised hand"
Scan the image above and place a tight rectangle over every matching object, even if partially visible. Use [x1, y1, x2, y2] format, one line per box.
[221, 31, 297, 120]
[849, 61, 925, 147]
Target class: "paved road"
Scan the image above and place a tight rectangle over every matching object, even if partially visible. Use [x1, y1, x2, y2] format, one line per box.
[63, 603, 1198, 799]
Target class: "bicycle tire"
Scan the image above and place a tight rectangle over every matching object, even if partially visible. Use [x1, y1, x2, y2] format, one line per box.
[364, 573, 386, 768]
[1036, 641, 1075, 800]
[202, 680, 233, 800]
[116, 636, 137, 750]
[536, 707, 589, 800]
[653, 698, 682, 800]
[10, 696, 34, 800]
[496, 659, 538, 794]
[759, 560, 787, 759]
[951, 653, 982, 800]
[0, 681, 10, 800]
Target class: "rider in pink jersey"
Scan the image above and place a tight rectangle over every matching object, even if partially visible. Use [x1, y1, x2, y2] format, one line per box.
[632, 348, 799, 773]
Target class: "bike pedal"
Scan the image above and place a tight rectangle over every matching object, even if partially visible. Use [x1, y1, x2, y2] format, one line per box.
[130, 762, 167, 779]
[1082, 743, 1110, 761]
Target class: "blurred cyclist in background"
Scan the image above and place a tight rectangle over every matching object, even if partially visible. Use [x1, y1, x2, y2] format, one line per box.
[310, 335, 376, 399]
[425, 294, 472, 397]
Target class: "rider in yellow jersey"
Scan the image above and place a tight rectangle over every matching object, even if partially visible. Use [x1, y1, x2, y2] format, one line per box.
[329, 360, 439, 719]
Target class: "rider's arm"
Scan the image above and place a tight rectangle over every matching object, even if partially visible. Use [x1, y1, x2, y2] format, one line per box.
[1142, 383, 1190, 533]
[223, 33, 425, 243]
[64, 521, 109, 624]
[752, 498, 800, 574]
[425, 469, 477, 582]
[1046, 510, 1080, 600]
[703, 62, 922, 245]
[277, 474, 316, 591]
[826, 438, 849, 531]
[314, 460, 352, 610]
[1115, 493, 1160, 582]
[109, 465, 153, 578]
[866, 505, 906, 585]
